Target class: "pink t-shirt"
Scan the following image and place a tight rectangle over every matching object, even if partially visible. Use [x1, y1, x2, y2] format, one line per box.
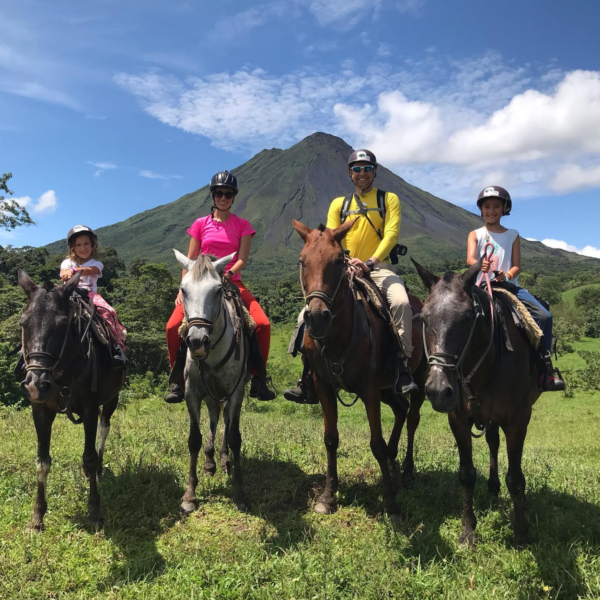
[187, 214, 255, 281]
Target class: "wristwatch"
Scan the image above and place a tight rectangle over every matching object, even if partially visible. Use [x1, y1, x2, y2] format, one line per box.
[365, 259, 374, 272]
[227, 270, 234, 278]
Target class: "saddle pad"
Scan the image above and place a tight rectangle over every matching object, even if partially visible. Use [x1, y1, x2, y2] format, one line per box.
[352, 276, 387, 320]
[492, 287, 543, 349]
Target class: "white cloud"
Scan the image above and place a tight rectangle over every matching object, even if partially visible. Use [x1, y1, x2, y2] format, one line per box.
[306, 0, 383, 27]
[0, 80, 81, 110]
[377, 43, 393, 58]
[396, 0, 426, 15]
[139, 170, 182, 180]
[209, 2, 289, 41]
[87, 161, 117, 177]
[525, 237, 538, 241]
[12, 190, 58, 214]
[550, 164, 600, 193]
[541, 238, 600, 259]
[116, 55, 600, 201]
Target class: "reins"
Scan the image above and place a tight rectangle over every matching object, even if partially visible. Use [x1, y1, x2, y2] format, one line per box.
[423, 243, 497, 438]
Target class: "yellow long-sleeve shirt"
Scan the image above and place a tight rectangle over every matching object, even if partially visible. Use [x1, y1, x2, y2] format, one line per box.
[326, 188, 401, 262]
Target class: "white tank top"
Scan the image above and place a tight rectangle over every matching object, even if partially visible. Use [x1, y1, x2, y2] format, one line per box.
[475, 227, 519, 285]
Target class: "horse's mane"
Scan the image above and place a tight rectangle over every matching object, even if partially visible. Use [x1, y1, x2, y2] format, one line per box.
[189, 254, 218, 281]
[317, 223, 326, 233]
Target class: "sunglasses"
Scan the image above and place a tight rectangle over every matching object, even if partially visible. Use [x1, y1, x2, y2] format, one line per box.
[213, 190, 235, 200]
[350, 165, 374, 173]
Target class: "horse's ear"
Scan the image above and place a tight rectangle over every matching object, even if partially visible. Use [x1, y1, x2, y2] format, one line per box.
[411, 259, 439, 291]
[18, 269, 38, 298]
[212, 253, 236, 276]
[462, 258, 483, 290]
[292, 219, 311, 243]
[332, 219, 358, 244]
[173, 249, 195, 272]
[60, 271, 82, 299]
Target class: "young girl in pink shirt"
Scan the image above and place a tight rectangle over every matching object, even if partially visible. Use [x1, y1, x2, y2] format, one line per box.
[165, 170, 275, 402]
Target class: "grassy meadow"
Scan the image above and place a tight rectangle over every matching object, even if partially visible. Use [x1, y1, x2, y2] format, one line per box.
[0, 326, 599, 600]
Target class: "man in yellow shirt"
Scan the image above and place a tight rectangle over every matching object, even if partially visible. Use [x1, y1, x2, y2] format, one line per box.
[284, 148, 417, 403]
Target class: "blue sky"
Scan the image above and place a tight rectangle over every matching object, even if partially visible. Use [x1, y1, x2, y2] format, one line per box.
[1, 0, 599, 258]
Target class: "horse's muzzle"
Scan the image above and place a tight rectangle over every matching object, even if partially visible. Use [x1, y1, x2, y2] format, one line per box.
[425, 368, 459, 413]
[187, 332, 211, 360]
[304, 306, 332, 339]
[21, 371, 53, 403]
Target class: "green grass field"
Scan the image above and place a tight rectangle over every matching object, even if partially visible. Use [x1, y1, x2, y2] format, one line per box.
[561, 283, 600, 306]
[1, 326, 599, 600]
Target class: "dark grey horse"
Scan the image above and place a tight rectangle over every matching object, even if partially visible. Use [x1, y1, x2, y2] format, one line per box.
[414, 258, 541, 547]
[173, 251, 252, 513]
[18, 270, 125, 531]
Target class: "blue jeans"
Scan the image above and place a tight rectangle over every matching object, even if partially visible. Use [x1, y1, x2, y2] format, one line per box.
[514, 286, 553, 353]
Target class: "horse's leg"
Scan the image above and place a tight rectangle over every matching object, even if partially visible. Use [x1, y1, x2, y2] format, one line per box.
[27, 404, 56, 532]
[227, 392, 249, 512]
[364, 387, 402, 518]
[485, 423, 501, 496]
[503, 416, 530, 547]
[448, 411, 477, 545]
[180, 388, 203, 514]
[81, 402, 102, 526]
[402, 388, 425, 484]
[97, 395, 118, 480]
[203, 403, 218, 476]
[381, 390, 407, 468]
[219, 420, 230, 474]
[314, 378, 339, 515]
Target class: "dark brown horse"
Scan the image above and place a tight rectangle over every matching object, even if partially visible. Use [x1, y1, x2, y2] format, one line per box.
[292, 219, 427, 518]
[414, 258, 541, 546]
[18, 270, 125, 531]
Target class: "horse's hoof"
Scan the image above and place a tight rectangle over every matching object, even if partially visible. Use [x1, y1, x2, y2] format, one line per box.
[26, 519, 44, 533]
[88, 514, 104, 528]
[514, 533, 529, 548]
[387, 508, 403, 523]
[314, 501, 336, 515]
[179, 500, 198, 514]
[220, 460, 231, 474]
[459, 531, 477, 547]
[203, 465, 217, 477]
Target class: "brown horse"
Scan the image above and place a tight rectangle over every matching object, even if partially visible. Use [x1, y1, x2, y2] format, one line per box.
[18, 270, 125, 531]
[292, 219, 426, 518]
[413, 258, 541, 546]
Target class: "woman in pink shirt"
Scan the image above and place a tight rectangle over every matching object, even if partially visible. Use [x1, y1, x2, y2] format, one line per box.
[165, 170, 275, 403]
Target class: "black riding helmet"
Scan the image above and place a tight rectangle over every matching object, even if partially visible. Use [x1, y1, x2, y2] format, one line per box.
[477, 186, 512, 216]
[210, 170, 239, 195]
[67, 224, 97, 244]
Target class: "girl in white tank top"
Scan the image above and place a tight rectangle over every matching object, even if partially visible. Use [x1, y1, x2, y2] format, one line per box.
[466, 185, 565, 392]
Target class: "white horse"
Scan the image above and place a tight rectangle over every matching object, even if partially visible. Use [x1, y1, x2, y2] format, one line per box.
[173, 250, 252, 513]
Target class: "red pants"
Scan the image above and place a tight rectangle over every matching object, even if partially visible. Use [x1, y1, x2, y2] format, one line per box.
[166, 280, 271, 371]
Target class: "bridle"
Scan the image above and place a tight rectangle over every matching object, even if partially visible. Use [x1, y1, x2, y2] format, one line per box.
[185, 289, 228, 353]
[300, 245, 349, 317]
[183, 279, 246, 403]
[23, 296, 96, 424]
